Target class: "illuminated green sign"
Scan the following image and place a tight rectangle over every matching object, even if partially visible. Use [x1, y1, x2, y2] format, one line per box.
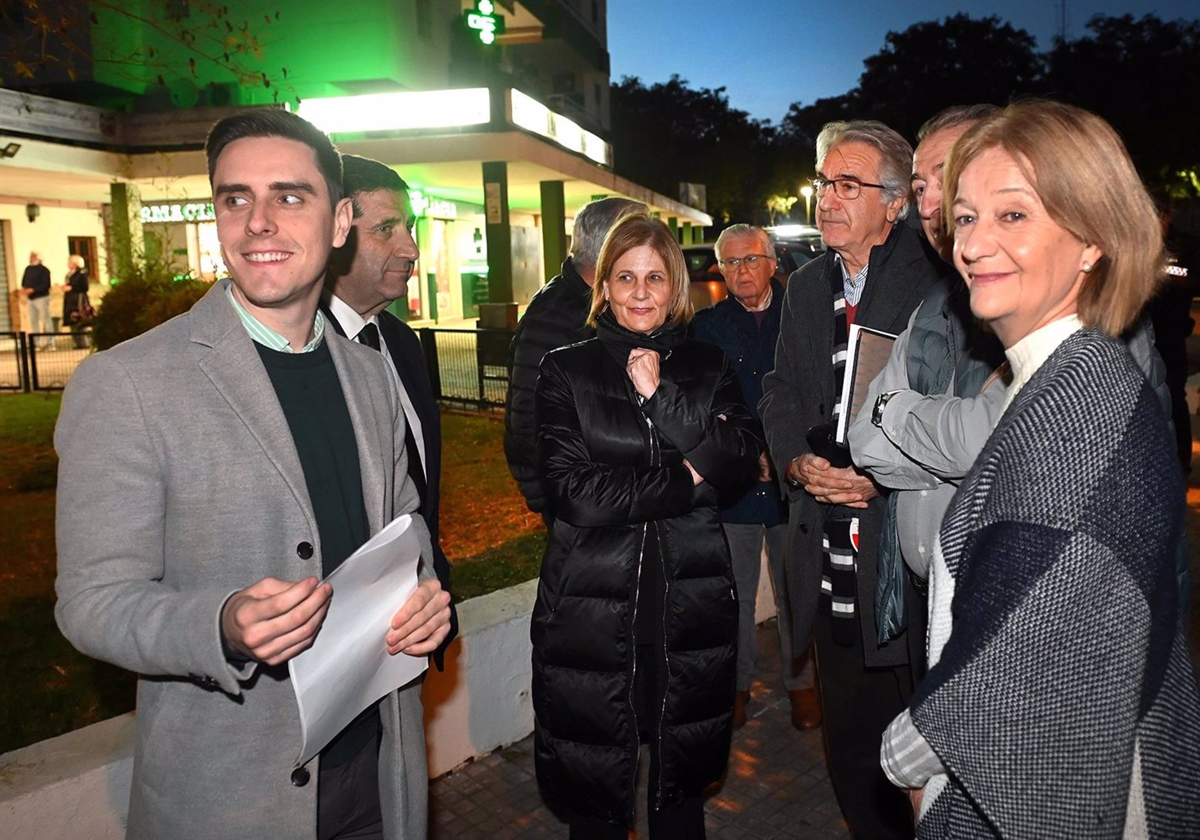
[140, 202, 216, 223]
[465, 0, 505, 45]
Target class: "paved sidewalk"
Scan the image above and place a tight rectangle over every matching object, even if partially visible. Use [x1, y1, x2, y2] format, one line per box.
[429, 620, 848, 839]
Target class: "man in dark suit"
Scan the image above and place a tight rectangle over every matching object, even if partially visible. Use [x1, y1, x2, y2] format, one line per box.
[324, 154, 458, 663]
[760, 120, 941, 840]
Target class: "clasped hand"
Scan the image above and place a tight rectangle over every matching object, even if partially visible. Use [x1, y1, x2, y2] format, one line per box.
[221, 575, 452, 665]
[625, 348, 705, 487]
[785, 453, 879, 508]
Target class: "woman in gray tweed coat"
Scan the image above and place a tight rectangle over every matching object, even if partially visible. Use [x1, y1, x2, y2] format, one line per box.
[880, 101, 1200, 838]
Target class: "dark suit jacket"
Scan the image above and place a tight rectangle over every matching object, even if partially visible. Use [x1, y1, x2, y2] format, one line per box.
[322, 303, 459, 667]
[759, 224, 939, 668]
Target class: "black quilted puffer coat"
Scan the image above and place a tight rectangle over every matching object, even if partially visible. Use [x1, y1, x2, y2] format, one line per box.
[530, 314, 761, 825]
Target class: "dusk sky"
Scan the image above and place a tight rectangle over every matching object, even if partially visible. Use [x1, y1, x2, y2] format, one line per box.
[608, 0, 1200, 124]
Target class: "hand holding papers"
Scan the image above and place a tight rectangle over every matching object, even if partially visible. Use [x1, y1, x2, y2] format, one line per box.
[288, 514, 428, 767]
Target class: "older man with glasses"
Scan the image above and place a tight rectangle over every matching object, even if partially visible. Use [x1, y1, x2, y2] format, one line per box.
[760, 121, 942, 839]
[692, 224, 821, 733]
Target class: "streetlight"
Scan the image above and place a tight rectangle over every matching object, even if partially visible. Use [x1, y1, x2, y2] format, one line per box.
[800, 184, 813, 225]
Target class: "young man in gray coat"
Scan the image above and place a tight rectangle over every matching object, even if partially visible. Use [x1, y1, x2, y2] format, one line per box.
[54, 110, 451, 840]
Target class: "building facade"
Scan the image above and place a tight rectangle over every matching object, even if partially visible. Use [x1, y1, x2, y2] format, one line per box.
[0, 0, 709, 329]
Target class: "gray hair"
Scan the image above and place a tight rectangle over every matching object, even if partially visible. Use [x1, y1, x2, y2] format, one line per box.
[917, 104, 1001, 143]
[571, 197, 647, 270]
[714, 223, 773, 259]
[68, 254, 86, 270]
[816, 120, 913, 220]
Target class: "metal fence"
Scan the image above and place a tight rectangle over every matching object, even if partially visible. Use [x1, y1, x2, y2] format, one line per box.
[0, 331, 93, 392]
[420, 328, 514, 408]
[0, 327, 511, 406]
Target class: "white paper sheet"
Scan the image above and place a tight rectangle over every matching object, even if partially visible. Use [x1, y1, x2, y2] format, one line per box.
[288, 513, 428, 766]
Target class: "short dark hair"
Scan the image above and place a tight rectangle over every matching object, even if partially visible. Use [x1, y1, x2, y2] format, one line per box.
[341, 155, 410, 218]
[205, 109, 344, 207]
[917, 104, 1002, 143]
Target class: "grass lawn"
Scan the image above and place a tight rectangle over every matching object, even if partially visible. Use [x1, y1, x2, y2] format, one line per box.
[0, 394, 544, 754]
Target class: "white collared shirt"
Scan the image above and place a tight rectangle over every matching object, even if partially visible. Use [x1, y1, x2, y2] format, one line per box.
[324, 293, 426, 480]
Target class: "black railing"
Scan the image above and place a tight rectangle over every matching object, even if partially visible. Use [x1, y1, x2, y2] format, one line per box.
[419, 328, 514, 409]
[0, 327, 511, 406]
[0, 331, 93, 392]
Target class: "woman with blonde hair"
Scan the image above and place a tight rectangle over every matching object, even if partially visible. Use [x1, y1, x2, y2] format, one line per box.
[531, 214, 760, 837]
[880, 100, 1200, 837]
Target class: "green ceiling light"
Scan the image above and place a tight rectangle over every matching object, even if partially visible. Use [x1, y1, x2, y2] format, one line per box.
[465, 0, 505, 45]
[296, 89, 491, 135]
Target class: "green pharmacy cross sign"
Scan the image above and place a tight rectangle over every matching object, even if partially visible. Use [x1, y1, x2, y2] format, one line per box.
[465, 0, 505, 45]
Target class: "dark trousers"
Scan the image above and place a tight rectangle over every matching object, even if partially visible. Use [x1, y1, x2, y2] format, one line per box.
[568, 644, 706, 840]
[815, 612, 915, 840]
[318, 733, 384, 840]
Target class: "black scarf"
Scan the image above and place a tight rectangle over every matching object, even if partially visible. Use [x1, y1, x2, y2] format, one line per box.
[595, 308, 686, 369]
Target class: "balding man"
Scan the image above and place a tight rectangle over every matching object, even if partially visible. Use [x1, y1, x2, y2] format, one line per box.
[20, 251, 52, 349]
[504, 197, 645, 518]
[760, 120, 941, 839]
[692, 223, 820, 732]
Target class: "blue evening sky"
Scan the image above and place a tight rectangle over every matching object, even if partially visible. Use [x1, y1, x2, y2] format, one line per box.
[608, 0, 1200, 124]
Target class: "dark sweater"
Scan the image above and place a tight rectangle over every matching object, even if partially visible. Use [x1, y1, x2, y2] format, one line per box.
[256, 340, 376, 767]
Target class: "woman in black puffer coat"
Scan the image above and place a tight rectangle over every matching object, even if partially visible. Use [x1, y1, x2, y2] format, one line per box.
[531, 215, 761, 838]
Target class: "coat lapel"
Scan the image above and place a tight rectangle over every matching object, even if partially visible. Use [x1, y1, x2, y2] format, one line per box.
[191, 281, 318, 538]
[328, 333, 390, 533]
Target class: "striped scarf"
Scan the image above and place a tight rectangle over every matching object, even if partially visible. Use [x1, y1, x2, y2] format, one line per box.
[821, 272, 858, 645]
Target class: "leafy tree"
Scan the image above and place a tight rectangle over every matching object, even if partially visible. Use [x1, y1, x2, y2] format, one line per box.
[609, 75, 781, 227]
[1045, 14, 1200, 192]
[0, 0, 287, 101]
[781, 15, 1043, 150]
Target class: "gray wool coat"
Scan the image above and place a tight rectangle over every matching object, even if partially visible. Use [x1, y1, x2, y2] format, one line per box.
[54, 279, 433, 840]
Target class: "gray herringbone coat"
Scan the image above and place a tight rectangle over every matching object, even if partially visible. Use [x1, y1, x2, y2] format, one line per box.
[55, 280, 433, 840]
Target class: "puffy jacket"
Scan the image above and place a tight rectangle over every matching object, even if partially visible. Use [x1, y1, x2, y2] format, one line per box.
[530, 326, 761, 824]
[504, 258, 595, 514]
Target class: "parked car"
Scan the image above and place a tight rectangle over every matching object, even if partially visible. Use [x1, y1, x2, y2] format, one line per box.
[684, 228, 825, 311]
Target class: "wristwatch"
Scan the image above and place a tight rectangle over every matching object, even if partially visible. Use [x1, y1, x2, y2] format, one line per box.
[871, 390, 902, 427]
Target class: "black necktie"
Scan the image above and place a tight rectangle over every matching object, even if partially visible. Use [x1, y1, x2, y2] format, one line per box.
[357, 322, 381, 351]
[360, 321, 426, 505]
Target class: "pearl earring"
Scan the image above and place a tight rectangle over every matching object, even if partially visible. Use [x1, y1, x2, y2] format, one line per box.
[1082, 262, 1093, 272]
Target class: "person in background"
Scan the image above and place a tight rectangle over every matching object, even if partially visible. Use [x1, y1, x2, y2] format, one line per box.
[531, 214, 760, 839]
[851, 106, 1176, 666]
[63, 254, 90, 348]
[880, 100, 1200, 839]
[323, 153, 457, 666]
[1146, 190, 1199, 474]
[55, 109, 450, 840]
[759, 119, 941, 840]
[691, 222, 821, 731]
[20, 251, 52, 349]
[505, 196, 645, 520]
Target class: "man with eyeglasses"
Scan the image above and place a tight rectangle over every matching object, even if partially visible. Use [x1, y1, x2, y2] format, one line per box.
[760, 120, 941, 840]
[691, 224, 821, 733]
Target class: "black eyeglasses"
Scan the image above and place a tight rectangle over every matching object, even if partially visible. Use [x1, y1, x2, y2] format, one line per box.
[717, 254, 774, 270]
[811, 177, 887, 201]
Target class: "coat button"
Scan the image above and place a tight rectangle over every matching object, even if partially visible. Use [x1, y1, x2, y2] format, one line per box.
[291, 767, 310, 787]
[296, 542, 314, 560]
[818, 404, 825, 416]
[799, 523, 809, 534]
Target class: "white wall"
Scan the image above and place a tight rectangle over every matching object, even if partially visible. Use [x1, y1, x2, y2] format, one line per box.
[0, 202, 109, 289]
[0, 555, 779, 839]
